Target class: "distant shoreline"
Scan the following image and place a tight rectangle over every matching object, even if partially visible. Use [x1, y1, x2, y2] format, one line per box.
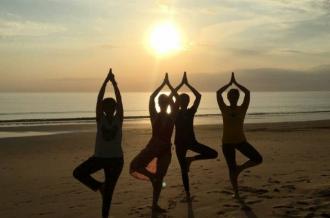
[1, 110, 330, 126]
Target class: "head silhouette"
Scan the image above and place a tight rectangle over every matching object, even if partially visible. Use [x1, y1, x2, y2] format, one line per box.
[102, 98, 117, 116]
[158, 94, 170, 112]
[227, 89, 239, 106]
[179, 93, 190, 110]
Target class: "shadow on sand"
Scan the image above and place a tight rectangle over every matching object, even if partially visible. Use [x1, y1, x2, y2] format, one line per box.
[237, 197, 258, 218]
[187, 200, 195, 218]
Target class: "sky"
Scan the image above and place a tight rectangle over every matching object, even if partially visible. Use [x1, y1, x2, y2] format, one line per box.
[0, 0, 330, 91]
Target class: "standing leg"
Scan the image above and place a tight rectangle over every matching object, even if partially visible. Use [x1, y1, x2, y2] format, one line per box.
[175, 145, 190, 196]
[187, 142, 218, 171]
[236, 141, 263, 176]
[102, 158, 124, 218]
[222, 144, 239, 198]
[152, 178, 165, 213]
[73, 157, 103, 191]
[152, 153, 171, 214]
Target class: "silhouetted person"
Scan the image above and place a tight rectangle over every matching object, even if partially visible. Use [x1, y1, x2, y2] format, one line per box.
[217, 72, 262, 199]
[175, 72, 218, 199]
[73, 68, 124, 218]
[130, 73, 179, 214]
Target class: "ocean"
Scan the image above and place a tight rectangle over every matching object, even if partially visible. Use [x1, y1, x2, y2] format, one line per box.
[0, 92, 330, 125]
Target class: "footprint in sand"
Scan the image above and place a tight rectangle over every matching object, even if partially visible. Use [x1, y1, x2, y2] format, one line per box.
[268, 177, 281, 184]
[246, 199, 263, 205]
[317, 188, 330, 198]
[223, 203, 239, 208]
[210, 190, 223, 195]
[281, 184, 296, 191]
[217, 210, 226, 215]
[168, 199, 176, 209]
[180, 195, 197, 203]
[240, 186, 269, 195]
[271, 187, 280, 192]
[220, 190, 232, 195]
[272, 204, 294, 209]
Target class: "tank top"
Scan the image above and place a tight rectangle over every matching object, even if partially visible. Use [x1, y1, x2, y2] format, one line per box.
[222, 106, 247, 144]
[94, 114, 123, 158]
[175, 108, 197, 144]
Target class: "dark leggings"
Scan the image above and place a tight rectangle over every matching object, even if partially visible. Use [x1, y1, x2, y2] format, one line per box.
[73, 156, 123, 218]
[222, 141, 262, 173]
[175, 142, 218, 193]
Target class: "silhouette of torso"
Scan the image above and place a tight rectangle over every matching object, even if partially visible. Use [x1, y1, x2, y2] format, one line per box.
[175, 108, 196, 145]
[222, 106, 247, 144]
[94, 114, 123, 158]
[152, 113, 174, 145]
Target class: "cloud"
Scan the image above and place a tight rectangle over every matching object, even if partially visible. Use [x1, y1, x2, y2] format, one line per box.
[186, 65, 330, 91]
[0, 18, 66, 37]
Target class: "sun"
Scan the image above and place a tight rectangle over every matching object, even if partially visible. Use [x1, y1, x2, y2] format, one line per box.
[149, 22, 182, 55]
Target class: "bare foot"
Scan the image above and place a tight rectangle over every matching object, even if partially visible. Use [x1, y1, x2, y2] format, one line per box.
[232, 192, 240, 199]
[185, 192, 192, 202]
[152, 205, 167, 213]
[232, 190, 241, 201]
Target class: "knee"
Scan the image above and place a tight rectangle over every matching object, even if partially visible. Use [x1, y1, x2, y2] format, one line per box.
[73, 167, 82, 179]
[254, 155, 263, 165]
[208, 150, 218, 159]
[129, 161, 138, 174]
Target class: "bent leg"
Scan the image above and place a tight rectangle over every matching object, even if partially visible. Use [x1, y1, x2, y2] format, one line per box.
[189, 142, 218, 160]
[187, 142, 218, 169]
[73, 157, 103, 191]
[175, 146, 190, 194]
[236, 141, 263, 175]
[222, 144, 239, 197]
[102, 158, 124, 218]
[130, 149, 157, 181]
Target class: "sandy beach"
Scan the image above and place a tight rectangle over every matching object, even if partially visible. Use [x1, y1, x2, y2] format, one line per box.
[0, 120, 330, 218]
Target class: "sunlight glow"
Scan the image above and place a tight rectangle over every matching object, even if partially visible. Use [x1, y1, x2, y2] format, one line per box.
[149, 22, 182, 55]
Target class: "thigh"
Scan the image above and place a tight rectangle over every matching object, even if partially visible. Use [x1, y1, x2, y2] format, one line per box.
[236, 141, 262, 161]
[104, 158, 124, 183]
[175, 145, 187, 166]
[74, 157, 103, 175]
[222, 144, 236, 170]
[130, 145, 157, 170]
[189, 142, 216, 155]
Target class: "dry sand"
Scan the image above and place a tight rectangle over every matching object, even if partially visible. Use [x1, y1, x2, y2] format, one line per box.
[0, 120, 330, 218]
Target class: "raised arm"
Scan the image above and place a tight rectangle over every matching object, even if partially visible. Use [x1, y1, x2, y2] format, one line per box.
[149, 75, 166, 120]
[109, 71, 123, 122]
[96, 69, 111, 122]
[216, 74, 233, 110]
[167, 75, 180, 119]
[183, 72, 201, 112]
[232, 72, 250, 109]
[174, 75, 184, 93]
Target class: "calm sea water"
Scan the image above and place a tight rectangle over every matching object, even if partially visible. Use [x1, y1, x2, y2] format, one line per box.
[0, 92, 330, 124]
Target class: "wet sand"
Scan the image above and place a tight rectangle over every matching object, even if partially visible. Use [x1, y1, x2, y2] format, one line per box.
[0, 120, 330, 217]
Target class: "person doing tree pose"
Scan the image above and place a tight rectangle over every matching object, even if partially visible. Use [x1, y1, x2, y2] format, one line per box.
[130, 73, 179, 214]
[217, 72, 263, 199]
[175, 72, 218, 200]
[73, 68, 124, 218]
